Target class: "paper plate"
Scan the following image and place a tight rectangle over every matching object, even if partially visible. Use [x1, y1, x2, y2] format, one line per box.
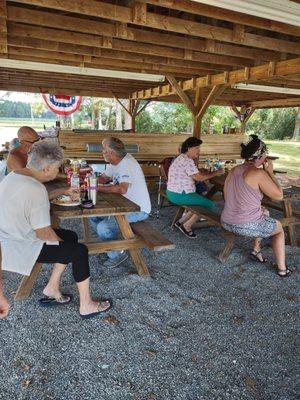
[51, 195, 81, 207]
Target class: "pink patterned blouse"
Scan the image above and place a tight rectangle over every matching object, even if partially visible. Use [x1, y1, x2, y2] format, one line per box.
[167, 154, 199, 194]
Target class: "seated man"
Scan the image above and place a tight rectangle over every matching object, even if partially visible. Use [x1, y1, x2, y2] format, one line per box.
[0, 140, 111, 320]
[90, 137, 151, 268]
[6, 125, 75, 200]
[6, 126, 40, 173]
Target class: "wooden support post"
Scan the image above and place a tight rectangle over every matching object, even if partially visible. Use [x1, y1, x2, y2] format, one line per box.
[166, 75, 196, 114]
[0, 0, 7, 56]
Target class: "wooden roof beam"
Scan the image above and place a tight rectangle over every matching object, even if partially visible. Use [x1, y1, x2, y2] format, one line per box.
[247, 97, 300, 108]
[7, 6, 281, 62]
[8, 0, 300, 55]
[166, 75, 196, 114]
[0, 0, 7, 55]
[8, 22, 253, 69]
[140, 0, 300, 37]
[131, 58, 300, 100]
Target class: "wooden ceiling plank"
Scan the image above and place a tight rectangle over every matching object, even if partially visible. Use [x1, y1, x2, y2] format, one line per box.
[8, 22, 253, 69]
[8, 0, 300, 55]
[139, 0, 300, 37]
[7, 6, 282, 62]
[248, 97, 300, 108]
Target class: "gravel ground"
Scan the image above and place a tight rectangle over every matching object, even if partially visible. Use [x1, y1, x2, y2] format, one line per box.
[0, 199, 299, 400]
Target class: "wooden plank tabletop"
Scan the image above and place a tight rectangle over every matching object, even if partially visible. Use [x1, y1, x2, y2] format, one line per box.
[47, 179, 140, 218]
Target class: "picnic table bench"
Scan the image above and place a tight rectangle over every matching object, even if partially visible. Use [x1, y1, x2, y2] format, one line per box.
[12, 183, 174, 301]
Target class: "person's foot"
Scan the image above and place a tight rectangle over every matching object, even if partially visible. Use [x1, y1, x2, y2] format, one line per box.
[178, 223, 197, 239]
[79, 299, 112, 318]
[42, 287, 71, 302]
[250, 250, 267, 263]
[277, 268, 292, 277]
[103, 252, 128, 268]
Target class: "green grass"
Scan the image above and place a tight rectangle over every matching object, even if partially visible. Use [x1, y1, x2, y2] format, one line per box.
[0, 118, 56, 129]
[265, 140, 300, 176]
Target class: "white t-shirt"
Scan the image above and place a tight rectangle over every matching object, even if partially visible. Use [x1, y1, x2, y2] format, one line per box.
[105, 154, 151, 214]
[0, 172, 50, 276]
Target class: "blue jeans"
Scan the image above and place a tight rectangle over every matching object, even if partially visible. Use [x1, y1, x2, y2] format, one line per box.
[90, 211, 149, 259]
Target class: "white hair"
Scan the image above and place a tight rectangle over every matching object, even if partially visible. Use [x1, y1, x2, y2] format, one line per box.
[27, 140, 64, 170]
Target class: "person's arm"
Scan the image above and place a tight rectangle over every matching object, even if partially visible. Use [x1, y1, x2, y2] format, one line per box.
[34, 226, 62, 242]
[258, 159, 283, 201]
[48, 187, 80, 201]
[98, 182, 129, 195]
[191, 167, 225, 182]
[0, 265, 10, 320]
[98, 173, 112, 184]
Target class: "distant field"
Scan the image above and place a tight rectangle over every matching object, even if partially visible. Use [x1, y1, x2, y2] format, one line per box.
[0, 118, 56, 129]
[265, 140, 300, 176]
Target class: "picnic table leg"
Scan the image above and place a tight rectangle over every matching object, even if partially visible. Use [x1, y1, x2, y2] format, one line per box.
[282, 200, 298, 246]
[218, 233, 236, 263]
[14, 262, 43, 301]
[115, 215, 150, 277]
[82, 217, 91, 242]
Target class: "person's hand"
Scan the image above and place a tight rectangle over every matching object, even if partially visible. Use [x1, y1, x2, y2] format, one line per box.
[215, 167, 225, 176]
[65, 187, 80, 200]
[263, 158, 274, 173]
[0, 295, 10, 320]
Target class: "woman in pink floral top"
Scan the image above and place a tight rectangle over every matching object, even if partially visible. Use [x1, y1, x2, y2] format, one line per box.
[167, 137, 224, 238]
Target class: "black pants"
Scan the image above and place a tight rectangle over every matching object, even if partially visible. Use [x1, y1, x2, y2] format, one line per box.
[36, 229, 90, 283]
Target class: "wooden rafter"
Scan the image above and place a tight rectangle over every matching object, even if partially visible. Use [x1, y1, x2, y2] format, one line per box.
[166, 75, 196, 114]
[140, 0, 300, 37]
[8, 0, 300, 55]
[0, 0, 7, 55]
[132, 58, 300, 100]
[196, 85, 226, 119]
[7, 5, 281, 62]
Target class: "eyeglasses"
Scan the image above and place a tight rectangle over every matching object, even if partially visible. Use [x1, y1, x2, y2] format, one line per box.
[21, 138, 41, 144]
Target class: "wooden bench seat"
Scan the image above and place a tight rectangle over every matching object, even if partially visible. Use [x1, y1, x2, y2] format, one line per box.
[131, 221, 175, 251]
[172, 204, 240, 263]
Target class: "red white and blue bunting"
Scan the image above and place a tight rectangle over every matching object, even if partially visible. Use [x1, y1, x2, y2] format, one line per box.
[42, 94, 82, 116]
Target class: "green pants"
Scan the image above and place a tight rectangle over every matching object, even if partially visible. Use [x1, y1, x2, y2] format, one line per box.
[166, 189, 215, 211]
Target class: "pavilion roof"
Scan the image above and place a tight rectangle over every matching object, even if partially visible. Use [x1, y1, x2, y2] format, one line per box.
[0, 0, 299, 107]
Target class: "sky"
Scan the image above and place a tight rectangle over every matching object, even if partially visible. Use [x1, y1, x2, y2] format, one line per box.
[0, 91, 38, 103]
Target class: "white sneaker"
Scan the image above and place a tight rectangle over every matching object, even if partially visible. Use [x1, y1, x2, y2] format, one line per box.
[103, 253, 128, 268]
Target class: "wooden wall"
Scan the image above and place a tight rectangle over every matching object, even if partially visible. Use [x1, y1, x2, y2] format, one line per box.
[59, 130, 247, 162]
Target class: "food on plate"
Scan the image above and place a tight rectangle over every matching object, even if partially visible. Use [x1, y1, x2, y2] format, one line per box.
[52, 195, 79, 205]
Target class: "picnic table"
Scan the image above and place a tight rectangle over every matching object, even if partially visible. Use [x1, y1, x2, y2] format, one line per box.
[11, 180, 174, 301]
[208, 174, 300, 246]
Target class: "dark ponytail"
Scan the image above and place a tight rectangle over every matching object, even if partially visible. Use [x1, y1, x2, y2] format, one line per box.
[241, 135, 266, 159]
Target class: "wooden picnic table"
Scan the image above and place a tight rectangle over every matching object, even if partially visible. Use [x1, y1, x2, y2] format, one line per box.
[48, 181, 150, 277]
[12, 180, 174, 301]
[208, 174, 300, 246]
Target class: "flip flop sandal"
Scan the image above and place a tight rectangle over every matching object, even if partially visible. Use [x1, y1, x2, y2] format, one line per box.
[250, 250, 267, 263]
[174, 221, 181, 229]
[178, 224, 197, 239]
[277, 268, 292, 278]
[39, 293, 73, 307]
[80, 298, 113, 320]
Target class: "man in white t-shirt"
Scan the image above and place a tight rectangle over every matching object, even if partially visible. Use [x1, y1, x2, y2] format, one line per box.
[90, 137, 151, 268]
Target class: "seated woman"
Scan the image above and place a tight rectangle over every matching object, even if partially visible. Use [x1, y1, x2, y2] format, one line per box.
[0, 140, 112, 320]
[167, 137, 224, 238]
[221, 134, 290, 277]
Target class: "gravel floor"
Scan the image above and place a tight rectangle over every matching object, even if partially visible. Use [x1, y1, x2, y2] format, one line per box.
[0, 199, 299, 400]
